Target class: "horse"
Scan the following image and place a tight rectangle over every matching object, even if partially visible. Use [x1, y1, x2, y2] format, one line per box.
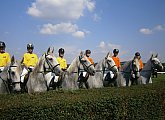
[116, 57, 140, 87]
[61, 51, 95, 90]
[26, 47, 62, 93]
[139, 54, 163, 84]
[0, 56, 22, 93]
[86, 52, 118, 88]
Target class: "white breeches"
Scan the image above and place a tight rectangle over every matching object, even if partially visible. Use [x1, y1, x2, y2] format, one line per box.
[0, 67, 4, 72]
[21, 67, 34, 83]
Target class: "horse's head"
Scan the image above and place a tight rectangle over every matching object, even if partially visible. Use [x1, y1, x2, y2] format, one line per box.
[130, 57, 140, 78]
[7, 56, 22, 93]
[150, 54, 163, 71]
[78, 51, 95, 76]
[43, 47, 62, 76]
[105, 52, 118, 73]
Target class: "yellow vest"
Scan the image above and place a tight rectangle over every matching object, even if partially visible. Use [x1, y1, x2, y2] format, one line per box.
[57, 57, 67, 69]
[23, 53, 38, 67]
[0, 52, 11, 67]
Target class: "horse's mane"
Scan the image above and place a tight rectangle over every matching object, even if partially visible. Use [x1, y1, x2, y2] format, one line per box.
[67, 56, 78, 74]
[32, 56, 44, 74]
[95, 58, 105, 70]
[121, 61, 131, 72]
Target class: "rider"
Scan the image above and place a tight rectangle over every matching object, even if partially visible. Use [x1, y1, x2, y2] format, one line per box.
[57, 48, 67, 71]
[85, 50, 94, 64]
[134, 52, 143, 71]
[78, 49, 94, 88]
[104, 49, 120, 80]
[112, 49, 121, 70]
[0, 41, 11, 72]
[21, 44, 38, 83]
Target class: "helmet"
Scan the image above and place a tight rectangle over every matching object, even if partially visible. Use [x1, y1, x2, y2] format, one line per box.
[58, 48, 64, 54]
[135, 52, 140, 56]
[86, 50, 91, 55]
[27, 44, 34, 50]
[113, 49, 119, 53]
[0, 41, 6, 49]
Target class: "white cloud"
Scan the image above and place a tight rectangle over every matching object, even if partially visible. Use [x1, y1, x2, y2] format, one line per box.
[139, 28, 153, 35]
[97, 41, 121, 54]
[40, 22, 85, 38]
[93, 13, 101, 22]
[27, 0, 95, 21]
[98, 41, 105, 49]
[154, 25, 165, 31]
[139, 24, 165, 35]
[72, 31, 85, 38]
[108, 43, 121, 50]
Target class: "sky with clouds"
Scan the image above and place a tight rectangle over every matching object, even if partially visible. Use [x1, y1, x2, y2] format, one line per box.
[0, 0, 165, 63]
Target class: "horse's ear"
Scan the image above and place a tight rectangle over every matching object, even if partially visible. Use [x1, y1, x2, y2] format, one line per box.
[150, 54, 154, 60]
[11, 55, 15, 64]
[80, 51, 83, 56]
[47, 47, 51, 54]
[155, 53, 158, 58]
[52, 47, 54, 53]
[105, 52, 111, 59]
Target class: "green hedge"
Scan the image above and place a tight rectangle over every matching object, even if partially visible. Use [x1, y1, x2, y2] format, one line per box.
[0, 75, 165, 120]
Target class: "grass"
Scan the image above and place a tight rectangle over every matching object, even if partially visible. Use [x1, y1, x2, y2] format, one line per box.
[0, 74, 164, 119]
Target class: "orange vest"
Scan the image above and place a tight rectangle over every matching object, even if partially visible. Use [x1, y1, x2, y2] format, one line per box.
[112, 56, 121, 69]
[139, 59, 143, 70]
[87, 57, 94, 64]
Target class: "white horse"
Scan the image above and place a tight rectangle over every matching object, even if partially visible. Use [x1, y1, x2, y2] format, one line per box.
[116, 57, 140, 87]
[87, 52, 118, 88]
[0, 56, 22, 93]
[61, 52, 95, 90]
[26, 48, 62, 93]
[139, 54, 163, 84]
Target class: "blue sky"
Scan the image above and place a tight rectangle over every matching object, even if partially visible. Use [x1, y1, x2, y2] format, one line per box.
[0, 0, 165, 63]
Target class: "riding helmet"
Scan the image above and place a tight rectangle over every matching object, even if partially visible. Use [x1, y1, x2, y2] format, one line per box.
[135, 52, 140, 56]
[86, 50, 91, 55]
[58, 48, 65, 54]
[27, 43, 34, 50]
[113, 49, 119, 53]
[0, 41, 6, 48]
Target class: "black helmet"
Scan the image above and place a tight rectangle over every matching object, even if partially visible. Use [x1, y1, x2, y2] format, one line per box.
[113, 49, 119, 53]
[0, 41, 6, 49]
[58, 48, 64, 54]
[86, 49, 91, 55]
[135, 52, 140, 56]
[27, 43, 34, 50]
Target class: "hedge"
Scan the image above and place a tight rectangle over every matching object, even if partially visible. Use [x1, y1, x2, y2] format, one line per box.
[0, 75, 165, 120]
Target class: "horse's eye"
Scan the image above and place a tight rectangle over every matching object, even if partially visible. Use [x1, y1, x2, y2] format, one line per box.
[108, 60, 111, 62]
[49, 58, 53, 61]
[82, 60, 86, 63]
[11, 71, 15, 76]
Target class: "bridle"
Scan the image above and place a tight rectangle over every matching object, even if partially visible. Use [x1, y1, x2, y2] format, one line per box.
[130, 60, 139, 74]
[78, 56, 94, 75]
[142, 59, 163, 72]
[101, 58, 117, 80]
[104, 58, 117, 71]
[43, 53, 60, 74]
[0, 65, 21, 93]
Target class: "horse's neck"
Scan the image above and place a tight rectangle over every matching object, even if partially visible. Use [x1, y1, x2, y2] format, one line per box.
[67, 57, 78, 74]
[33, 57, 44, 73]
[121, 61, 131, 72]
[95, 59, 105, 70]
[141, 60, 152, 78]
[143, 60, 152, 71]
[0, 66, 9, 80]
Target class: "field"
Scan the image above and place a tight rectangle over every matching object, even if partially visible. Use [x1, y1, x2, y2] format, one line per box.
[0, 74, 165, 119]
